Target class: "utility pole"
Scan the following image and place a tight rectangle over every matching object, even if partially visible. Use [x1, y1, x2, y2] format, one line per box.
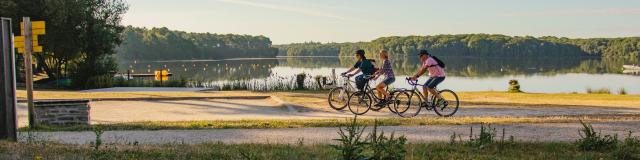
[0, 17, 17, 141]
[23, 17, 35, 128]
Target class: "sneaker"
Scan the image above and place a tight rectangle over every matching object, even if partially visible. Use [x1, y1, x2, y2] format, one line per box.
[375, 99, 388, 107]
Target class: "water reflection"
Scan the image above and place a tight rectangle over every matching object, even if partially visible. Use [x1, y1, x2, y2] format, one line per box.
[118, 56, 640, 93]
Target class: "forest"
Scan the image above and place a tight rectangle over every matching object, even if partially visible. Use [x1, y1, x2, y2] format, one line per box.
[116, 27, 278, 61]
[277, 34, 640, 59]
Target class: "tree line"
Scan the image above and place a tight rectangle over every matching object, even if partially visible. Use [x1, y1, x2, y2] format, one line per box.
[116, 26, 278, 61]
[277, 34, 640, 59]
[0, 0, 128, 89]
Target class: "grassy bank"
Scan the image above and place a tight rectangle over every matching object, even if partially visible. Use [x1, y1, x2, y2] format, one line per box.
[0, 141, 633, 159]
[19, 114, 640, 132]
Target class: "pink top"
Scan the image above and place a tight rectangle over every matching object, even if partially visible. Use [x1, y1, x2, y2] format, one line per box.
[422, 57, 446, 77]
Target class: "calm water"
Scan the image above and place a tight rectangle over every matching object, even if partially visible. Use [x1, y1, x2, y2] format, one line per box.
[119, 56, 640, 94]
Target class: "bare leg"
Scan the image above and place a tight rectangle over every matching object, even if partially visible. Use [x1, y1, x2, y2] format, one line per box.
[427, 88, 442, 99]
[376, 83, 386, 99]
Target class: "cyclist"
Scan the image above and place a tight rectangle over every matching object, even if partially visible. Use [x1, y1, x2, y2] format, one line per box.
[342, 50, 376, 91]
[409, 50, 447, 106]
[373, 50, 395, 106]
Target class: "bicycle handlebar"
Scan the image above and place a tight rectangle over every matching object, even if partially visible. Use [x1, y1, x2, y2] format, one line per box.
[405, 77, 424, 86]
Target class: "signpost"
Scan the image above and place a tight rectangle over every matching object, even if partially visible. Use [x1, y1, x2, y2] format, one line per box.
[0, 17, 17, 141]
[13, 17, 46, 128]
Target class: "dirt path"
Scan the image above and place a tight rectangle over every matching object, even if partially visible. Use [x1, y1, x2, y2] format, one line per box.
[17, 97, 640, 127]
[19, 121, 640, 145]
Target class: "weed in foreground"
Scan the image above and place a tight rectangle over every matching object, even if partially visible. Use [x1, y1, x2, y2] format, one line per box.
[576, 120, 619, 151]
[332, 116, 368, 160]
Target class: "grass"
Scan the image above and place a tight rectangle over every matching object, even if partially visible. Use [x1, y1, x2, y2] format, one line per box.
[19, 114, 640, 132]
[0, 141, 628, 159]
[586, 87, 612, 94]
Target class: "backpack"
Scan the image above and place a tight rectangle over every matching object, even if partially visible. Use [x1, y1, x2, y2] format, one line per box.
[359, 59, 375, 75]
[431, 56, 446, 68]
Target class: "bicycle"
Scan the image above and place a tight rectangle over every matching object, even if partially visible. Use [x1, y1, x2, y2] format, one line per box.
[394, 78, 460, 117]
[347, 75, 401, 115]
[328, 74, 357, 110]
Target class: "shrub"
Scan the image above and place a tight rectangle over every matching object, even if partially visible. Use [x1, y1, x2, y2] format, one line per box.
[508, 80, 522, 93]
[296, 73, 307, 90]
[613, 131, 640, 159]
[619, 88, 628, 95]
[586, 87, 611, 94]
[469, 123, 497, 149]
[368, 120, 407, 160]
[576, 120, 618, 151]
[332, 116, 368, 160]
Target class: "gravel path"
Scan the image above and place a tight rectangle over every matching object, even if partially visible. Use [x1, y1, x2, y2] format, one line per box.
[19, 121, 640, 145]
[17, 98, 640, 128]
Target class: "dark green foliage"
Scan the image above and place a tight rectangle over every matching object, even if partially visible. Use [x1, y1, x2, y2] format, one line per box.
[469, 123, 497, 149]
[116, 26, 278, 61]
[332, 117, 408, 160]
[368, 121, 407, 160]
[295, 73, 307, 90]
[0, 0, 129, 89]
[277, 34, 640, 58]
[576, 120, 619, 151]
[508, 79, 522, 93]
[332, 116, 368, 160]
[614, 132, 640, 160]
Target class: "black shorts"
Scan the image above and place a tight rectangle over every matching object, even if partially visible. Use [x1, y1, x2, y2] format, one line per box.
[425, 77, 445, 89]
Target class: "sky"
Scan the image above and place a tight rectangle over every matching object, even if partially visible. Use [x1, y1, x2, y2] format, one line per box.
[122, 0, 640, 44]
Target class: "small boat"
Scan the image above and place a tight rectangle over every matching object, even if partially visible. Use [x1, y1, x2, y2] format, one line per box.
[623, 64, 640, 70]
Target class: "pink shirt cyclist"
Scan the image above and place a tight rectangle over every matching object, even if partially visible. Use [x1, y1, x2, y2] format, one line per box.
[423, 56, 446, 77]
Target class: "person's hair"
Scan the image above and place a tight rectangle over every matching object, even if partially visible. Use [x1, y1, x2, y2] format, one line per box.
[419, 50, 429, 56]
[356, 50, 366, 60]
[380, 50, 389, 59]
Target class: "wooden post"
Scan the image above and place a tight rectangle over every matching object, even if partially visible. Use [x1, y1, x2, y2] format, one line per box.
[1, 17, 17, 141]
[23, 17, 35, 128]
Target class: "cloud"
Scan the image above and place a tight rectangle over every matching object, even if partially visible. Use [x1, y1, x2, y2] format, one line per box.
[502, 8, 640, 17]
[216, 0, 355, 21]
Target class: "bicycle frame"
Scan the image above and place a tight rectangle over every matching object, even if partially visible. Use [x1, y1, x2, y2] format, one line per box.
[401, 78, 439, 104]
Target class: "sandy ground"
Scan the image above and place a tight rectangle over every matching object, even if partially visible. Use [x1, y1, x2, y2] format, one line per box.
[17, 97, 640, 128]
[14, 91, 640, 144]
[18, 121, 640, 145]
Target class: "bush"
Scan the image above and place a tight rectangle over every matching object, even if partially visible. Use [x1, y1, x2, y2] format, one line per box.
[70, 56, 118, 89]
[619, 88, 628, 95]
[508, 80, 522, 93]
[576, 120, 618, 151]
[332, 117, 408, 160]
[332, 116, 368, 160]
[469, 123, 497, 149]
[586, 87, 611, 94]
[296, 73, 307, 90]
[369, 120, 407, 160]
[613, 132, 640, 159]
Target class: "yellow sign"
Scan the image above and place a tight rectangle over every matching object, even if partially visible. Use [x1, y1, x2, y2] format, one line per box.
[16, 46, 42, 53]
[20, 21, 45, 30]
[20, 21, 46, 35]
[154, 70, 169, 81]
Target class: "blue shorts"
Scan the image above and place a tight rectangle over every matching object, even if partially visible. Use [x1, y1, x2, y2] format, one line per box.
[381, 77, 395, 86]
[425, 77, 445, 89]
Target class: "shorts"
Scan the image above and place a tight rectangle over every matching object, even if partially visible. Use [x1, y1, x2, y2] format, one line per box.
[381, 77, 395, 86]
[425, 77, 445, 89]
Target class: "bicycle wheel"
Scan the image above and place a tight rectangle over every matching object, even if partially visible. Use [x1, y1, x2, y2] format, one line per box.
[433, 89, 460, 117]
[394, 90, 422, 118]
[348, 91, 372, 115]
[328, 87, 349, 110]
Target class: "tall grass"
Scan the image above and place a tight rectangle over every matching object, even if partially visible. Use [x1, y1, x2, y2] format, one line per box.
[586, 87, 612, 94]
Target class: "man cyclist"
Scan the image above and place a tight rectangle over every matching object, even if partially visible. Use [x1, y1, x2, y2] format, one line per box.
[342, 50, 376, 91]
[409, 50, 447, 107]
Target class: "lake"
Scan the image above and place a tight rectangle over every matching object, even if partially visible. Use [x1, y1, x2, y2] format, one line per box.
[118, 56, 640, 94]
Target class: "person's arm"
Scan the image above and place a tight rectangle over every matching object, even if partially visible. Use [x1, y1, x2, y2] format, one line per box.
[342, 67, 356, 75]
[349, 69, 361, 77]
[410, 67, 427, 80]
